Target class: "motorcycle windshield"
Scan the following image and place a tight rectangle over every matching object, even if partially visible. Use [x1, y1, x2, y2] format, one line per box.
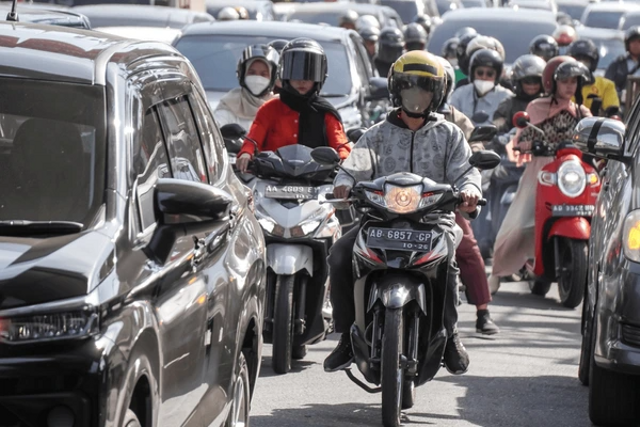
[274, 145, 333, 179]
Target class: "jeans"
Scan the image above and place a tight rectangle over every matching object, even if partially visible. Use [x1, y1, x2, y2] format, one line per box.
[328, 227, 460, 336]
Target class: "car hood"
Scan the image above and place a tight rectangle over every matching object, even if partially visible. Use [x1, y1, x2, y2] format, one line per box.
[0, 231, 114, 310]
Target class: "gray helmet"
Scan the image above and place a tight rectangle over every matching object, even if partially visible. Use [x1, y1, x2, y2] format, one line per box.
[356, 14, 380, 31]
[217, 6, 239, 21]
[358, 25, 380, 42]
[511, 54, 546, 97]
[466, 35, 506, 62]
[338, 9, 359, 27]
[403, 23, 427, 51]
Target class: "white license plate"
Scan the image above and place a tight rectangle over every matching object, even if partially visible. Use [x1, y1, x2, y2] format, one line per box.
[265, 185, 318, 200]
[366, 227, 434, 251]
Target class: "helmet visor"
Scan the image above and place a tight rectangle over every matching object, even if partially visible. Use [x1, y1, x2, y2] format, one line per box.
[394, 73, 442, 93]
[280, 50, 325, 82]
[401, 87, 434, 114]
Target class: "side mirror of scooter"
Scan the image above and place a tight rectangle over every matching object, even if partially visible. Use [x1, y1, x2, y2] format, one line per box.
[513, 111, 530, 129]
[220, 123, 246, 141]
[311, 146, 341, 166]
[469, 150, 501, 170]
[468, 125, 497, 143]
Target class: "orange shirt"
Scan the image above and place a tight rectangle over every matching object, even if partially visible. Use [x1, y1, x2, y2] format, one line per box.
[238, 97, 350, 159]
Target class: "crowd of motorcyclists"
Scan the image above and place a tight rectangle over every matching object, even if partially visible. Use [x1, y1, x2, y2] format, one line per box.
[211, 8, 640, 387]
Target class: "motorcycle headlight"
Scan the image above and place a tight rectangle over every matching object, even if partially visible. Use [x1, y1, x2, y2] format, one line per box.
[623, 210, 640, 263]
[255, 208, 285, 237]
[0, 305, 99, 344]
[557, 161, 586, 198]
[385, 185, 422, 214]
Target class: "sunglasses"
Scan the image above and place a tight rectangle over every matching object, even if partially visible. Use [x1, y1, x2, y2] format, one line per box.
[521, 77, 541, 85]
[475, 69, 496, 78]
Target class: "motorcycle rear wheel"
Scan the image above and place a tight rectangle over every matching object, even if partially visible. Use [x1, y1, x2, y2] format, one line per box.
[272, 274, 295, 374]
[558, 239, 587, 309]
[381, 308, 404, 427]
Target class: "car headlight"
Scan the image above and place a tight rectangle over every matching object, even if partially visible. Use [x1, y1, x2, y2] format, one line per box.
[0, 306, 99, 344]
[557, 160, 586, 198]
[623, 210, 640, 263]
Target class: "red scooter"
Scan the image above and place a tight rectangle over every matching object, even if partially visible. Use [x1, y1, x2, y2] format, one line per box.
[513, 111, 602, 308]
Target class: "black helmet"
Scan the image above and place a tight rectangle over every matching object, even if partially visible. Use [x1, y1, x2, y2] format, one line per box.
[441, 37, 459, 59]
[511, 54, 546, 98]
[567, 39, 599, 72]
[338, 9, 358, 27]
[554, 60, 591, 105]
[237, 44, 280, 97]
[279, 38, 328, 94]
[455, 26, 477, 40]
[625, 26, 640, 51]
[413, 14, 431, 35]
[358, 25, 380, 42]
[529, 34, 559, 62]
[378, 26, 404, 63]
[403, 23, 427, 51]
[469, 48, 504, 83]
[456, 32, 479, 75]
[269, 39, 289, 55]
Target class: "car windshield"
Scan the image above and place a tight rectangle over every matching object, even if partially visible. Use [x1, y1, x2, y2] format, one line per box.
[621, 14, 640, 30]
[557, 3, 587, 19]
[379, 0, 419, 23]
[0, 78, 106, 225]
[584, 11, 625, 29]
[427, 17, 557, 63]
[287, 10, 353, 26]
[174, 35, 353, 96]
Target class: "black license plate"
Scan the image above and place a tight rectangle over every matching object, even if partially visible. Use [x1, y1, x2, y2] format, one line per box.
[265, 185, 318, 200]
[551, 204, 595, 217]
[366, 227, 434, 252]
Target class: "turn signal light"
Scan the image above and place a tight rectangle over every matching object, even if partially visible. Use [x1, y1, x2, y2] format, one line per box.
[627, 221, 640, 251]
[623, 211, 640, 262]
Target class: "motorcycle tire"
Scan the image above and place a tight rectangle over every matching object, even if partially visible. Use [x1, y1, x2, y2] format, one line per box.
[558, 239, 588, 309]
[578, 300, 592, 386]
[529, 279, 551, 296]
[381, 308, 404, 427]
[272, 274, 295, 374]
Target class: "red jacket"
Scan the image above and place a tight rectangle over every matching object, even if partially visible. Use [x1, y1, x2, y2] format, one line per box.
[238, 97, 351, 159]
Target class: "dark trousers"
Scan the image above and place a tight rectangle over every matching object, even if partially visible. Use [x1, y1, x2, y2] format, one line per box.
[455, 212, 491, 307]
[328, 227, 459, 336]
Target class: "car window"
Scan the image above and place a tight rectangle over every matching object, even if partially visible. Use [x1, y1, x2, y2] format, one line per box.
[189, 90, 226, 183]
[380, 0, 421, 24]
[135, 107, 172, 231]
[584, 11, 625, 29]
[157, 96, 209, 183]
[0, 78, 106, 225]
[349, 35, 372, 86]
[175, 35, 353, 97]
[592, 37, 626, 70]
[557, 3, 587, 20]
[621, 14, 640, 30]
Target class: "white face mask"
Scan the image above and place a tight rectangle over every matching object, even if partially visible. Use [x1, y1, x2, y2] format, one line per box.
[245, 75, 271, 96]
[474, 80, 495, 96]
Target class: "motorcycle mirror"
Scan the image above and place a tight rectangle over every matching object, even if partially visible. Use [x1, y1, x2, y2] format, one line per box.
[220, 123, 246, 141]
[468, 125, 497, 143]
[311, 146, 341, 166]
[513, 111, 530, 129]
[469, 150, 501, 170]
[471, 111, 489, 124]
[346, 127, 367, 143]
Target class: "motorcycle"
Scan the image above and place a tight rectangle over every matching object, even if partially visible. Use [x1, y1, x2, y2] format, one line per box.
[221, 125, 341, 374]
[312, 144, 500, 427]
[512, 111, 602, 308]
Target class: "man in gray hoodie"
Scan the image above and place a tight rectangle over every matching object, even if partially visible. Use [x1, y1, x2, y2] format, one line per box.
[323, 51, 482, 375]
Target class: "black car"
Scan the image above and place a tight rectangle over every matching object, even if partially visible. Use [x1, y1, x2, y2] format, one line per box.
[573, 115, 640, 426]
[173, 21, 389, 129]
[0, 21, 266, 427]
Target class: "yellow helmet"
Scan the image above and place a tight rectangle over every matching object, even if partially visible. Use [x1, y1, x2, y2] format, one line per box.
[388, 51, 446, 116]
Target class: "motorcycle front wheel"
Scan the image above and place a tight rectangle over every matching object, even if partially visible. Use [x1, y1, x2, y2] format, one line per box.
[272, 274, 295, 374]
[381, 308, 404, 427]
[557, 239, 588, 309]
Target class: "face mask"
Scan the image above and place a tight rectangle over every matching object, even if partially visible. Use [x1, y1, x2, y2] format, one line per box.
[474, 80, 495, 96]
[245, 75, 271, 96]
[400, 87, 433, 116]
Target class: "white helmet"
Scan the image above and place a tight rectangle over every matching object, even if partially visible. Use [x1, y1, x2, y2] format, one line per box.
[355, 14, 380, 31]
[218, 7, 239, 21]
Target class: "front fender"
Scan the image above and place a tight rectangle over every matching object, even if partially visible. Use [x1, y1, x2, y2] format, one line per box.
[548, 217, 591, 241]
[367, 272, 427, 314]
[267, 243, 313, 276]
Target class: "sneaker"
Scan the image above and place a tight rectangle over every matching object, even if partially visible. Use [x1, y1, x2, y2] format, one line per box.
[323, 333, 354, 372]
[476, 309, 500, 335]
[488, 274, 501, 295]
[444, 333, 469, 375]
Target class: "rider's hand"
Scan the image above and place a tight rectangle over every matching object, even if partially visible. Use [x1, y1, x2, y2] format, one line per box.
[334, 185, 352, 199]
[237, 153, 252, 173]
[517, 141, 532, 151]
[459, 188, 481, 213]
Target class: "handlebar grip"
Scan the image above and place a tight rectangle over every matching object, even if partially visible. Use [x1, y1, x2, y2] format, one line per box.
[478, 199, 487, 207]
[324, 193, 339, 200]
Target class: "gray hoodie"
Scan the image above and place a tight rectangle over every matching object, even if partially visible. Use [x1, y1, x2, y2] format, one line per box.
[334, 109, 482, 201]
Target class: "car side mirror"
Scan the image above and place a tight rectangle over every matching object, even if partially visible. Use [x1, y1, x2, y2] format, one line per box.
[220, 123, 247, 141]
[572, 117, 629, 162]
[366, 77, 389, 101]
[311, 146, 341, 166]
[513, 111, 530, 129]
[468, 125, 497, 143]
[144, 178, 232, 265]
[469, 150, 501, 170]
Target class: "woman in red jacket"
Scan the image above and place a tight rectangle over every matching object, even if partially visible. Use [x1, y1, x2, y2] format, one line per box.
[236, 38, 350, 172]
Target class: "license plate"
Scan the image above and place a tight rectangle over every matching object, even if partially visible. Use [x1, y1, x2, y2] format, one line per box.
[551, 204, 595, 217]
[265, 185, 318, 200]
[366, 227, 434, 252]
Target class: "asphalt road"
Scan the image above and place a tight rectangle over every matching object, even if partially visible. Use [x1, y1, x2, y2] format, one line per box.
[250, 281, 591, 427]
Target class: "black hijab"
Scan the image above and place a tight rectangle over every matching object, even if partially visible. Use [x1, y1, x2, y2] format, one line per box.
[279, 86, 343, 148]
